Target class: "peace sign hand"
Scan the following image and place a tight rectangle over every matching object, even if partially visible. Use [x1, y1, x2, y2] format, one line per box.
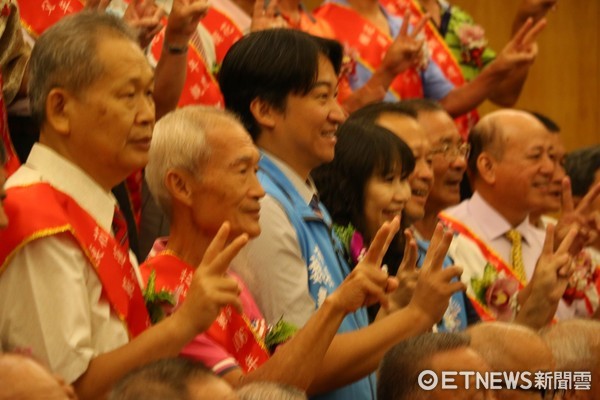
[380, 10, 428, 76]
[175, 222, 248, 334]
[407, 223, 465, 327]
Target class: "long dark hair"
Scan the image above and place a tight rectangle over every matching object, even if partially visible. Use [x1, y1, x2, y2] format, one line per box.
[314, 119, 415, 273]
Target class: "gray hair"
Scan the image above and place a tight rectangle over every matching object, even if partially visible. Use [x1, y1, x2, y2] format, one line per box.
[108, 358, 215, 400]
[146, 105, 242, 216]
[377, 332, 471, 400]
[236, 382, 307, 400]
[540, 319, 600, 372]
[28, 11, 138, 128]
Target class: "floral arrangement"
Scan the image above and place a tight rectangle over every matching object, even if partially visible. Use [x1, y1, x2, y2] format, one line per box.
[340, 44, 359, 80]
[563, 250, 600, 316]
[471, 263, 519, 321]
[264, 318, 298, 354]
[143, 270, 176, 324]
[456, 22, 487, 68]
[334, 223, 366, 265]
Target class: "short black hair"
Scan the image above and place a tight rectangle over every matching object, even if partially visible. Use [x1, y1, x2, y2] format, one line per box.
[564, 145, 600, 197]
[347, 101, 418, 124]
[378, 332, 471, 400]
[313, 119, 415, 240]
[528, 111, 560, 133]
[219, 29, 343, 140]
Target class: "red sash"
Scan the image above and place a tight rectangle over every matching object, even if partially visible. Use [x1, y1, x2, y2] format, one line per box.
[17, 0, 84, 37]
[379, 0, 477, 139]
[439, 212, 525, 321]
[140, 253, 270, 372]
[0, 73, 19, 176]
[313, 2, 423, 100]
[150, 28, 224, 108]
[0, 183, 151, 337]
[201, 8, 244, 64]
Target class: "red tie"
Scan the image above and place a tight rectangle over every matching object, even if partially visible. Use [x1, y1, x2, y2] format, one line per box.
[112, 206, 130, 254]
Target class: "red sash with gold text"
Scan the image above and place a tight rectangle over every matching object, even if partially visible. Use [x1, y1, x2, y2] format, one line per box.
[150, 28, 224, 108]
[140, 253, 270, 372]
[17, 0, 83, 37]
[0, 73, 19, 176]
[379, 0, 478, 138]
[439, 212, 525, 321]
[313, 2, 423, 100]
[201, 8, 244, 64]
[0, 183, 151, 337]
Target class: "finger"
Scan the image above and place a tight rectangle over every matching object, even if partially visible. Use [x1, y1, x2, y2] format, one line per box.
[448, 280, 467, 294]
[521, 18, 547, 47]
[556, 226, 579, 255]
[422, 224, 453, 272]
[576, 181, 600, 214]
[438, 265, 463, 282]
[542, 223, 555, 255]
[410, 13, 428, 38]
[561, 176, 575, 213]
[385, 276, 399, 293]
[266, 0, 279, 17]
[205, 233, 249, 276]
[399, 9, 410, 37]
[201, 222, 231, 267]
[511, 17, 534, 47]
[187, 0, 211, 16]
[253, 0, 265, 16]
[398, 230, 418, 273]
[363, 217, 400, 266]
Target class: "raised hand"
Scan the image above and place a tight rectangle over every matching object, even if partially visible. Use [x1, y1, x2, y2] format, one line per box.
[493, 17, 546, 73]
[388, 229, 419, 310]
[250, 0, 287, 32]
[328, 217, 401, 314]
[380, 10, 428, 76]
[555, 177, 600, 255]
[123, 0, 166, 48]
[515, 224, 576, 328]
[407, 223, 465, 326]
[175, 222, 248, 334]
[166, 0, 211, 44]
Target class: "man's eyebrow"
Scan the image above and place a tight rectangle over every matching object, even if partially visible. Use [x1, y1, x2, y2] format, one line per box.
[228, 155, 255, 167]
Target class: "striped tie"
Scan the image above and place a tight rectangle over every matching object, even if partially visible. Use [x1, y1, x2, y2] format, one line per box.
[505, 229, 526, 282]
[112, 206, 130, 254]
[309, 194, 323, 219]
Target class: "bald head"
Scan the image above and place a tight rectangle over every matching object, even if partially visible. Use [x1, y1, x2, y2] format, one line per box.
[541, 319, 600, 372]
[468, 322, 554, 373]
[468, 110, 547, 177]
[467, 110, 555, 225]
[0, 354, 73, 400]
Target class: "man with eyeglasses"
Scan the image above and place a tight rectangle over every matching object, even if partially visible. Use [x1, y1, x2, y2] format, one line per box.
[439, 109, 580, 327]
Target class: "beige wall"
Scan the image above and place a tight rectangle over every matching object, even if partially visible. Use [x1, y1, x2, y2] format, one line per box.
[438, 0, 600, 151]
[306, 0, 600, 151]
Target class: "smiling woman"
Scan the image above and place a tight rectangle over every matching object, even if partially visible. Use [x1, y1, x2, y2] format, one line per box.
[313, 119, 415, 271]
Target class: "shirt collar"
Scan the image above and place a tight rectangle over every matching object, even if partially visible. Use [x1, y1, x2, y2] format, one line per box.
[261, 150, 317, 205]
[468, 192, 535, 244]
[26, 143, 117, 232]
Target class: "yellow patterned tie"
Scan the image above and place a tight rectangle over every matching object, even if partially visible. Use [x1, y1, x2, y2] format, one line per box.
[505, 229, 527, 282]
